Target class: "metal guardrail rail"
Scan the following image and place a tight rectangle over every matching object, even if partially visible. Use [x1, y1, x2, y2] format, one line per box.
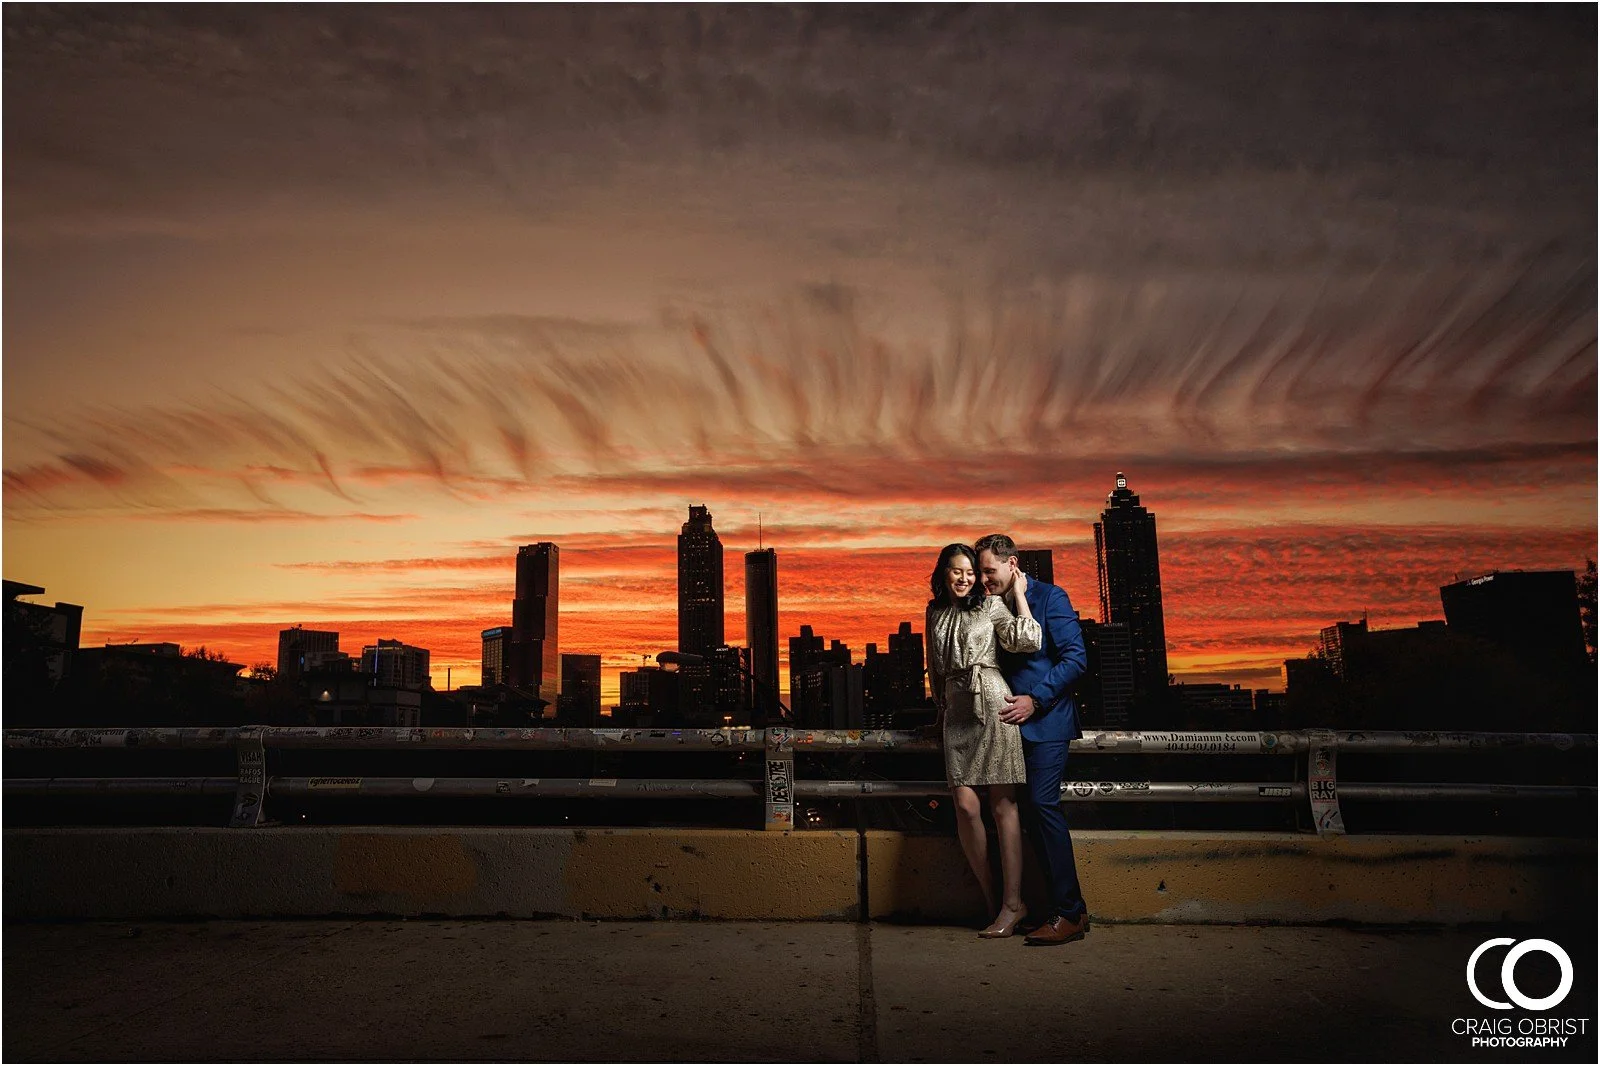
[5, 726, 1593, 835]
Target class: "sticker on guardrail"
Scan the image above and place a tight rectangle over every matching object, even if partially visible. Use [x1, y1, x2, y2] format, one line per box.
[229, 730, 266, 827]
[1307, 730, 1345, 835]
[1083, 731, 1274, 753]
[766, 761, 793, 804]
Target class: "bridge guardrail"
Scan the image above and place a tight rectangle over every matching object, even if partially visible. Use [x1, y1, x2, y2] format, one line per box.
[5, 726, 1593, 835]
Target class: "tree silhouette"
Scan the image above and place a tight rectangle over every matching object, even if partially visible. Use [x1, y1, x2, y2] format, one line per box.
[1579, 558, 1596, 665]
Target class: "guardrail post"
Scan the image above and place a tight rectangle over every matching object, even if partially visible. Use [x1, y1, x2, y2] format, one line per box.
[228, 726, 267, 827]
[1306, 729, 1345, 836]
[764, 726, 794, 830]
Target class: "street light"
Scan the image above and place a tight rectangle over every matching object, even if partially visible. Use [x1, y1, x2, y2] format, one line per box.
[656, 650, 793, 725]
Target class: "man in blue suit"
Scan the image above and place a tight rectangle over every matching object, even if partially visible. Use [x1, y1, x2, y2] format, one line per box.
[976, 533, 1091, 946]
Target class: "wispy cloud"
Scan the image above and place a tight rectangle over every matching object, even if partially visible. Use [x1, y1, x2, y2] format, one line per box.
[6, 263, 1594, 522]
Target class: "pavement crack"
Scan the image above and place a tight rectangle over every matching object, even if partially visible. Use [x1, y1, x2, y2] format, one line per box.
[856, 923, 880, 1063]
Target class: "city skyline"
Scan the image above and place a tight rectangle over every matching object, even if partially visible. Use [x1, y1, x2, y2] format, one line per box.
[11, 476, 1592, 707]
[3, 7, 1593, 705]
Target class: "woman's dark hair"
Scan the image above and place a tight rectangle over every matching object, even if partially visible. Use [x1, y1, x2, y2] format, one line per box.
[927, 542, 986, 612]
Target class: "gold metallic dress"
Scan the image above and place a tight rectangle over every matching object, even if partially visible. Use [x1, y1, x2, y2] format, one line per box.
[926, 595, 1041, 788]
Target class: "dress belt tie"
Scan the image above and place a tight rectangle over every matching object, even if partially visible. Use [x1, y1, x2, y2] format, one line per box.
[945, 662, 995, 691]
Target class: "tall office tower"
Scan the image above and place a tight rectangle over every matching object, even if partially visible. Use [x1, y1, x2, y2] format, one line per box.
[706, 644, 751, 726]
[360, 639, 431, 688]
[1093, 472, 1169, 713]
[1440, 571, 1588, 673]
[863, 642, 891, 727]
[792, 662, 865, 730]
[744, 548, 779, 725]
[887, 621, 925, 708]
[789, 624, 824, 675]
[277, 626, 340, 682]
[557, 653, 602, 726]
[480, 627, 508, 687]
[617, 669, 649, 725]
[1319, 620, 1369, 680]
[789, 626, 854, 726]
[1016, 549, 1054, 587]
[1078, 618, 1134, 730]
[508, 543, 559, 708]
[863, 624, 923, 728]
[676, 507, 723, 720]
[789, 626, 851, 675]
[678, 506, 725, 654]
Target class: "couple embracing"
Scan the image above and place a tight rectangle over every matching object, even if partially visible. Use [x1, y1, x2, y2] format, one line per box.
[925, 533, 1090, 945]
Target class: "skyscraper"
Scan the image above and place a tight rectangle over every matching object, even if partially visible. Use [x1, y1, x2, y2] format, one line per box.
[618, 665, 680, 727]
[789, 626, 855, 728]
[480, 626, 507, 687]
[744, 548, 779, 725]
[887, 621, 926, 710]
[676, 506, 723, 720]
[557, 653, 602, 726]
[707, 644, 751, 726]
[1440, 571, 1588, 673]
[862, 622, 926, 728]
[1094, 472, 1169, 714]
[1016, 549, 1054, 586]
[1079, 618, 1134, 730]
[678, 506, 724, 654]
[360, 638, 431, 688]
[789, 625, 850, 675]
[508, 543, 559, 709]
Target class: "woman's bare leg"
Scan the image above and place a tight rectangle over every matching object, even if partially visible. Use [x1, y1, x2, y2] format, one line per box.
[988, 784, 1026, 928]
[951, 785, 994, 917]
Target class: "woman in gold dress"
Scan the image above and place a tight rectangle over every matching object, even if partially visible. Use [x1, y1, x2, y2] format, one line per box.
[925, 542, 1040, 938]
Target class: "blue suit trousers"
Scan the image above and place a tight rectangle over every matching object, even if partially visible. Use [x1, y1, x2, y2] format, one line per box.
[1022, 737, 1087, 920]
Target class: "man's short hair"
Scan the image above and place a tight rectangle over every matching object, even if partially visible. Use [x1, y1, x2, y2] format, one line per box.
[974, 533, 1018, 559]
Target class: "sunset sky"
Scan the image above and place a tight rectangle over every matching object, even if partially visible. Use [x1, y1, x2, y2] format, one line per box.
[4, 6, 1594, 703]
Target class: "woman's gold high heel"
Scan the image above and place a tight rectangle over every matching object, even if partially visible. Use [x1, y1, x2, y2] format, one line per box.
[977, 910, 1023, 939]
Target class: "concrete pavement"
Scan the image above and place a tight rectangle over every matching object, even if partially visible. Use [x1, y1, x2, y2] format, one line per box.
[5, 919, 1596, 1062]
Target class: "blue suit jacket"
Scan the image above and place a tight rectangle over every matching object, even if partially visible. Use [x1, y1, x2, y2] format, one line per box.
[997, 580, 1088, 743]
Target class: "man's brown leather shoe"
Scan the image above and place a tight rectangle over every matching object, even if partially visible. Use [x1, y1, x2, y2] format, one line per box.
[1023, 913, 1090, 946]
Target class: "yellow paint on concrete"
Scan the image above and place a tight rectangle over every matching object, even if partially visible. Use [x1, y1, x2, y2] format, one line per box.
[333, 833, 479, 900]
[866, 831, 1597, 924]
[10, 827, 1592, 923]
[561, 828, 859, 919]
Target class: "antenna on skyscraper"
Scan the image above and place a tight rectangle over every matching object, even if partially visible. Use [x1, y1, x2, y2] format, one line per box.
[758, 513, 763, 550]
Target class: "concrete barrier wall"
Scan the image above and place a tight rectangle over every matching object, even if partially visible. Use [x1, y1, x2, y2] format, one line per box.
[6, 827, 1593, 924]
[3, 828, 860, 921]
[865, 831, 1598, 925]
